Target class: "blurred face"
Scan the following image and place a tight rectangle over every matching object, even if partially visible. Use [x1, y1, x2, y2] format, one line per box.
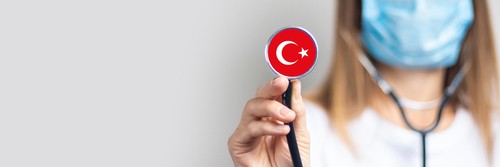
[360, 0, 474, 69]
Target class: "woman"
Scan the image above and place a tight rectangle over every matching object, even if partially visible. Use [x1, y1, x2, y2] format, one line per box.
[228, 0, 499, 166]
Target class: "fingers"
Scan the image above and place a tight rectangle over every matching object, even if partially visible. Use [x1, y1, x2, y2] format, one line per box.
[290, 80, 307, 133]
[243, 98, 296, 123]
[232, 98, 295, 144]
[228, 77, 311, 167]
[246, 121, 290, 138]
[230, 119, 291, 148]
[255, 76, 289, 99]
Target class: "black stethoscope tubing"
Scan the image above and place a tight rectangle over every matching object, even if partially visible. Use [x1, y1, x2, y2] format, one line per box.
[388, 88, 450, 167]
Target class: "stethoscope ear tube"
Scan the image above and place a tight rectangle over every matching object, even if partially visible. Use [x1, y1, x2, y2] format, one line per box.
[389, 91, 449, 167]
[391, 67, 466, 167]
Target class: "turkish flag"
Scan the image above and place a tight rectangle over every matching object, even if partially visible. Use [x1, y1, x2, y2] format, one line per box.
[266, 27, 318, 79]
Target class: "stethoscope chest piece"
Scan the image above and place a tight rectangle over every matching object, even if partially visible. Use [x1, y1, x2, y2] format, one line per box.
[265, 26, 318, 167]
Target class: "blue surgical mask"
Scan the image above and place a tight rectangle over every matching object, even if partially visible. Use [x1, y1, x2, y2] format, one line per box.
[361, 0, 474, 69]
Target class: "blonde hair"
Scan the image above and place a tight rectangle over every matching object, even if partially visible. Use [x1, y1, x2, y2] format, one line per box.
[309, 0, 499, 158]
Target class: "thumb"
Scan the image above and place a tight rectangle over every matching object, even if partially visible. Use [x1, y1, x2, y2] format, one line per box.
[290, 80, 307, 133]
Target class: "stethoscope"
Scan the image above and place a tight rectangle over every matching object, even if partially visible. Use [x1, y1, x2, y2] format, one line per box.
[340, 31, 468, 167]
[357, 49, 468, 167]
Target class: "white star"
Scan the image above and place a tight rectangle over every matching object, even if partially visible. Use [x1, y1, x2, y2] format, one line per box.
[298, 48, 309, 58]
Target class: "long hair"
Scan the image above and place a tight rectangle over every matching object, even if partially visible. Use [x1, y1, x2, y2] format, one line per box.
[309, 0, 499, 158]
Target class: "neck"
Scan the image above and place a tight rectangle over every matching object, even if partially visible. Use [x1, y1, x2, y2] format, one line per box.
[378, 64, 445, 101]
[371, 64, 455, 131]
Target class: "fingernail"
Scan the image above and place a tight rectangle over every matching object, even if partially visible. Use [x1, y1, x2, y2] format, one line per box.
[278, 107, 292, 117]
[273, 76, 287, 86]
[272, 77, 279, 86]
[281, 77, 288, 85]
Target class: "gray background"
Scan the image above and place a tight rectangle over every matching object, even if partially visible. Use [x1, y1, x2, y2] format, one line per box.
[0, 0, 498, 166]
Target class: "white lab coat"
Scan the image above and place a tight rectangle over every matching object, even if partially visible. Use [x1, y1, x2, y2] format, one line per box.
[305, 101, 499, 167]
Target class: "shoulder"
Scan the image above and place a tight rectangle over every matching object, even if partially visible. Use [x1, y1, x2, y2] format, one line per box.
[491, 109, 500, 142]
[464, 108, 500, 166]
[303, 100, 363, 166]
[303, 100, 352, 166]
[304, 100, 330, 132]
[493, 110, 500, 133]
[303, 100, 328, 120]
[492, 110, 500, 166]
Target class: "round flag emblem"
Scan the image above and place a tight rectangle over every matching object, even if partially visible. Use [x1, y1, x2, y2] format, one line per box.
[265, 27, 318, 79]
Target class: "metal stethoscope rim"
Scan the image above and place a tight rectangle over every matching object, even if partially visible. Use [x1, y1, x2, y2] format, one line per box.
[264, 26, 318, 79]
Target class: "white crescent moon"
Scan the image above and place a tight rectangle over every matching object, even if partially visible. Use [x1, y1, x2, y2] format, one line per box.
[276, 41, 297, 65]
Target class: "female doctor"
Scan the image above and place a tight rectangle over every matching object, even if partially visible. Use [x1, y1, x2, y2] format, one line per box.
[228, 0, 500, 166]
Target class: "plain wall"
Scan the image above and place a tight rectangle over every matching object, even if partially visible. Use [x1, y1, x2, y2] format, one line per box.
[0, 0, 499, 166]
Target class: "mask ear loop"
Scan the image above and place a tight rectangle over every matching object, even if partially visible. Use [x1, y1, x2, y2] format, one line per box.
[340, 30, 470, 167]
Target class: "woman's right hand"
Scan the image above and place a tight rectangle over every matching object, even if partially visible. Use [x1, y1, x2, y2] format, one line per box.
[228, 76, 310, 167]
